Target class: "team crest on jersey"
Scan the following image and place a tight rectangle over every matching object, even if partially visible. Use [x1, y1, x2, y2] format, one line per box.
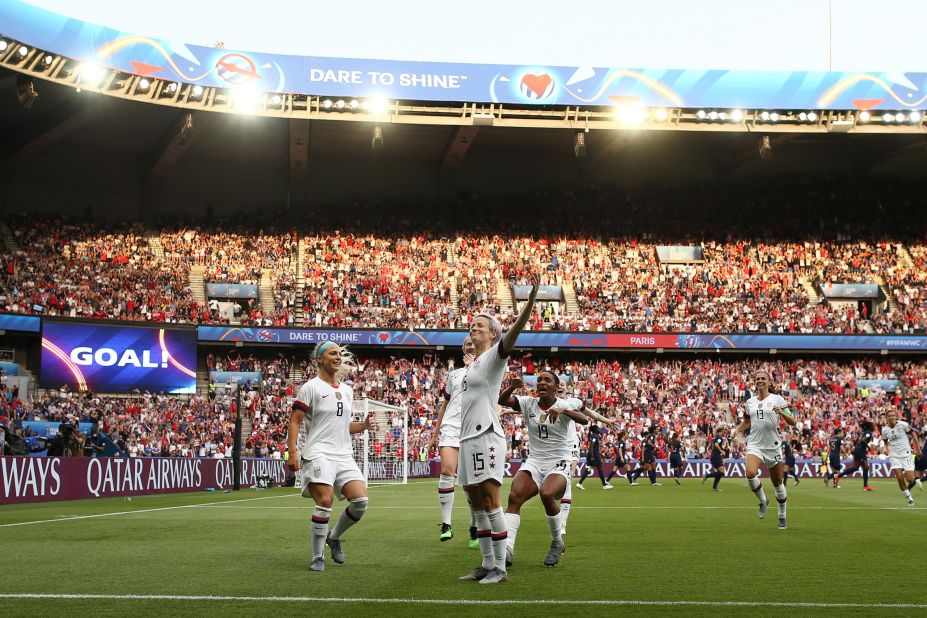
[335, 392, 342, 400]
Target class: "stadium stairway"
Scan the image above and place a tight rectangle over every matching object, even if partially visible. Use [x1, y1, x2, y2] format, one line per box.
[899, 243, 916, 270]
[146, 230, 165, 258]
[562, 283, 580, 315]
[496, 277, 515, 313]
[196, 369, 209, 396]
[189, 265, 207, 305]
[872, 275, 900, 314]
[798, 276, 822, 304]
[445, 241, 456, 266]
[258, 269, 276, 315]
[289, 363, 304, 386]
[0, 221, 18, 252]
[295, 237, 306, 326]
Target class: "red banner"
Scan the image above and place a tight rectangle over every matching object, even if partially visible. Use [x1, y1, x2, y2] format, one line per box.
[0, 457, 287, 505]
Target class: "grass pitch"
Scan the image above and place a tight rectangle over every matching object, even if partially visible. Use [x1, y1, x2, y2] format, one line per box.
[0, 477, 924, 617]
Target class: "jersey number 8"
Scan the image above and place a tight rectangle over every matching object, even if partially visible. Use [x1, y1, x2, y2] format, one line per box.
[538, 425, 549, 439]
[336, 401, 344, 416]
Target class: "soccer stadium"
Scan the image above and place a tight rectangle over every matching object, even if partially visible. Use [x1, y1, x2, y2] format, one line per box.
[1, 1, 926, 615]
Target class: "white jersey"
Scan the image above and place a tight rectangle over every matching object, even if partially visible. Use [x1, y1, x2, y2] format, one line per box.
[562, 397, 583, 448]
[744, 394, 788, 451]
[293, 376, 354, 461]
[460, 341, 508, 440]
[516, 396, 574, 462]
[440, 367, 467, 432]
[882, 421, 913, 458]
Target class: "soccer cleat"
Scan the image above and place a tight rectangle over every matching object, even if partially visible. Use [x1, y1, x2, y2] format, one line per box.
[602, 484, 614, 490]
[505, 545, 514, 568]
[543, 542, 564, 567]
[326, 535, 345, 564]
[908, 497, 916, 507]
[794, 478, 801, 486]
[467, 539, 480, 550]
[629, 481, 638, 486]
[440, 523, 454, 542]
[651, 482, 662, 486]
[459, 566, 491, 581]
[310, 557, 325, 572]
[576, 482, 585, 490]
[712, 488, 722, 492]
[916, 479, 924, 492]
[758, 499, 769, 520]
[863, 486, 875, 492]
[477, 567, 508, 584]
[675, 478, 681, 485]
[778, 518, 787, 530]
[834, 474, 841, 487]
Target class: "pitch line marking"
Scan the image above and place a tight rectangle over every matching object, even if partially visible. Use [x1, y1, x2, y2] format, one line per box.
[0, 593, 924, 609]
[196, 504, 926, 511]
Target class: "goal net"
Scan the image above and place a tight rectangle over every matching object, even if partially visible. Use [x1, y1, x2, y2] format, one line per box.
[352, 398, 409, 485]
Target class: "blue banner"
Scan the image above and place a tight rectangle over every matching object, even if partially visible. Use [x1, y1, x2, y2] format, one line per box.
[205, 283, 258, 299]
[209, 371, 262, 386]
[856, 379, 900, 391]
[3, 0, 927, 111]
[197, 326, 927, 351]
[41, 322, 197, 394]
[820, 284, 882, 299]
[22, 421, 95, 439]
[0, 313, 41, 332]
[0, 363, 19, 376]
[656, 246, 704, 263]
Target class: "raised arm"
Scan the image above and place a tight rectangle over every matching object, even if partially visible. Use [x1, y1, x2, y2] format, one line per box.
[501, 274, 540, 357]
[498, 377, 524, 409]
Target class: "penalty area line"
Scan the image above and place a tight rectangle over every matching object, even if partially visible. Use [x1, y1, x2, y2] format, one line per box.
[0, 593, 924, 609]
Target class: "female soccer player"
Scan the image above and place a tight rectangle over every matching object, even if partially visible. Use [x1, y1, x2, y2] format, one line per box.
[835, 421, 875, 491]
[669, 434, 685, 485]
[498, 372, 589, 567]
[782, 434, 800, 486]
[457, 275, 540, 585]
[576, 425, 612, 489]
[881, 410, 920, 506]
[702, 430, 727, 491]
[428, 336, 477, 543]
[733, 370, 797, 530]
[605, 430, 635, 485]
[630, 429, 661, 486]
[287, 342, 376, 572]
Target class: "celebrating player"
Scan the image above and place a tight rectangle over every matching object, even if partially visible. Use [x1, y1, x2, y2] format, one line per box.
[429, 336, 477, 544]
[498, 372, 589, 567]
[881, 410, 921, 506]
[457, 275, 540, 585]
[824, 428, 844, 487]
[835, 421, 875, 491]
[669, 434, 686, 485]
[733, 370, 797, 530]
[630, 429, 661, 486]
[287, 342, 376, 572]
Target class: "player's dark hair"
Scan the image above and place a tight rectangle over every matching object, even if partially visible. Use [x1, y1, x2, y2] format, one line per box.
[539, 370, 560, 384]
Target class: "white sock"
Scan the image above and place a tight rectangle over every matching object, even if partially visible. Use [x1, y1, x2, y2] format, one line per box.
[748, 476, 767, 504]
[560, 482, 572, 532]
[487, 507, 508, 572]
[504, 512, 520, 556]
[546, 513, 563, 546]
[330, 497, 367, 540]
[474, 510, 493, 570]
[310, 506, 332, 559]
[903, 489, 912, 500]
[775, 484, 787, 518]
[438, 475, 455, 525]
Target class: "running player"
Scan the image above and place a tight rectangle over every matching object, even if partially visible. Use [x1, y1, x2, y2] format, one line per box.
[825, 429, 844, 487]
[669, 434, 685, 485]
[781, 435, 800, 486]
[287, 342, 376, 572]
[881, 410, 920, 506]
[733, 370, 797, 530]
[835, 421, 875, 491]
[498, 372, 589, 567]
[631, 429, 661, 486]
[702, 430, 726, 491]
[457, 275, 539, 585]
[576, 425, 612, 489]
[428, 336, 477, 543]
[606, 430, 636, 486]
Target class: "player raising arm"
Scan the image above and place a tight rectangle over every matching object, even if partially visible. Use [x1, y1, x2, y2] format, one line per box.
[457, 274, 540, 585]
[498, 373, 589, 567]
[287, 342, 376, 572]
[732, 369, 797, 530]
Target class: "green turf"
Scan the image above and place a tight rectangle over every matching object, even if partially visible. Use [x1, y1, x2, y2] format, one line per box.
[0, 477, 924, 617]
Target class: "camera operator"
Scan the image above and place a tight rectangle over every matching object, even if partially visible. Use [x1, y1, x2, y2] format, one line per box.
[85, 425, 107, 458]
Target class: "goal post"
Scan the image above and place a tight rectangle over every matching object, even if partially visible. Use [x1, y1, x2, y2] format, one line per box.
[353, 398, 409, 485]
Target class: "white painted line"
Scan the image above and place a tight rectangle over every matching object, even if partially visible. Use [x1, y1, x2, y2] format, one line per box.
[0, 593, 923, 609]
[197, 504, 926, 511]
[0, 493, 299, 529]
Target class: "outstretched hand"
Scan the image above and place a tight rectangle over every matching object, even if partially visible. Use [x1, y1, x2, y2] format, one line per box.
[509, 377, 524, 390]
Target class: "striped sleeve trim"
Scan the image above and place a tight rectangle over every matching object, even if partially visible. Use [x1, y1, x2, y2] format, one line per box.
[292, 400, 309, 412]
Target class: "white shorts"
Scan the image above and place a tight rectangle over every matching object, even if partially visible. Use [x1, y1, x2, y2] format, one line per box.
[746, 447, 782, 468]
[301, 456, 365, 501]
[437, 424, 461, 449]
[519, 457, 570, 489]
[457, 431, 506, 486]
[889, 455, 914, 472]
